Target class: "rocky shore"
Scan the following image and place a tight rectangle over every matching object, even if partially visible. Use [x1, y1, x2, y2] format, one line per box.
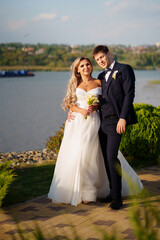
[0, 149, 57, 167]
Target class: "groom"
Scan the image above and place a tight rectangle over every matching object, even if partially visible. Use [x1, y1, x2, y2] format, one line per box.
[92, 45, 137, 210]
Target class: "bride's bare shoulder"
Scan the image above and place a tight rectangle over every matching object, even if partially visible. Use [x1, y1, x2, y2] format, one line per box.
[93, 78, 101, 86]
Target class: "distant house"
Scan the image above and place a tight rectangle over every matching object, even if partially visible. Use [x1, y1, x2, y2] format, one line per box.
[156, 42, 160, 48]
[22, 47, 35, 55]
[35, 48, 45, 55]
[7, 47, 16, 51]
[136, 46, 147, 54]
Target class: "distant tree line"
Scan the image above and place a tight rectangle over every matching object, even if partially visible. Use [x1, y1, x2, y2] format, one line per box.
[0, 43, 160, 70]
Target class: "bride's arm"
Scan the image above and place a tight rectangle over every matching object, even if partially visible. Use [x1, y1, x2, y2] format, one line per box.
[68, 93, 102, 121]
[70, 104, 89, 117]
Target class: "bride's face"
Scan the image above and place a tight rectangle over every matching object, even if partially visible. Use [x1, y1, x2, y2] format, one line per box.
[77, 59, 92, 77]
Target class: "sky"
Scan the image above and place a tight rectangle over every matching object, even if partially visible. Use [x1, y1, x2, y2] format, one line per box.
[0, 0, 160, 46]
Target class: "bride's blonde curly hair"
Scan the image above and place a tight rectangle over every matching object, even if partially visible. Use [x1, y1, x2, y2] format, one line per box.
[62, 57, 93, 110]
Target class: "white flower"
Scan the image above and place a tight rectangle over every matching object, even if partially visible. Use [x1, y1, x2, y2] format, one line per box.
[112, 70, 118, 80]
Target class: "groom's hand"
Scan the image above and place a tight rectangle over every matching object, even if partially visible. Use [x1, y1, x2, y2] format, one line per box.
[116, 118, 126, 134]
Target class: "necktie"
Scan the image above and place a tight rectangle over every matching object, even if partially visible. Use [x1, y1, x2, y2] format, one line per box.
[104, 68, 111, 74]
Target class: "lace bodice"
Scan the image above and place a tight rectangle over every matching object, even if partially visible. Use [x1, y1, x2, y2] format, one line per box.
[76, 87, 102, 108]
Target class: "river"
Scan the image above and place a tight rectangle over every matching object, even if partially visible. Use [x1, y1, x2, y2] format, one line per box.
[0, 70, 160, 153]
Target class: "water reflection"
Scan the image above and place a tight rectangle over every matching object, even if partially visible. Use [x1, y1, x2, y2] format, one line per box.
[0, 70, 160, 152]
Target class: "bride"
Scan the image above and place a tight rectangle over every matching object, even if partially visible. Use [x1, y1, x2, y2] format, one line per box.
[48, 57, 143, 206]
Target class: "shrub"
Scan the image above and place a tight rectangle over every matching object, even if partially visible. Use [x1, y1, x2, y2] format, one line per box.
[129, 192, 160, 240]
[46, 123, 65, 154]
[0, 161, 15, 207]
[46, 104, 160, 168]
[120, 103, 160, 167]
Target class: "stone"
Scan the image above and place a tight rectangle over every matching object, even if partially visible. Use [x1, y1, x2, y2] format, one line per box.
[0, 149, 56, 167]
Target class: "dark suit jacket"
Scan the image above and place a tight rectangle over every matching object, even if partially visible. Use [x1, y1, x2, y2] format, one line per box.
[98, 61, 137, 125]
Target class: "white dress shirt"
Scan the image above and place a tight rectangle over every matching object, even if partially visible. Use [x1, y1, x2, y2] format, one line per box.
[105, 61, 115, 82]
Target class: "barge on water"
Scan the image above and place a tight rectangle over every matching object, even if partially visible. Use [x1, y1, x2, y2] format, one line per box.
[0, 70, 34, 77]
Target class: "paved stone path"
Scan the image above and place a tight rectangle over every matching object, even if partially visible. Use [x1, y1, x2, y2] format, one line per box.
[0, 165, 160, 240]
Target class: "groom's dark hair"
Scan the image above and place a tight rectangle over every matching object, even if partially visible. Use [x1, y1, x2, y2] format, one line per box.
[92, 45, 109, 58]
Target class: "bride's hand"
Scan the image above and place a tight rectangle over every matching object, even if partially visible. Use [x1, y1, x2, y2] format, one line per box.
[88, 104, 99, 113]
[80, 108, 89, 118]
[88, 105, 94, 114]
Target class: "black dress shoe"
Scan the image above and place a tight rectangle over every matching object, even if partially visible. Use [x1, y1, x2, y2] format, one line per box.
[109, 200, 123, 210]
[98, 194, 112, 203]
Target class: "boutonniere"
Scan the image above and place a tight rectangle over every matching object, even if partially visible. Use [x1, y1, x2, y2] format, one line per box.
[112, 70, 118, 80]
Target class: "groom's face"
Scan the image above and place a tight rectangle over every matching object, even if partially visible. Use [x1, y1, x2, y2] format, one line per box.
[94, 51, 111, 70]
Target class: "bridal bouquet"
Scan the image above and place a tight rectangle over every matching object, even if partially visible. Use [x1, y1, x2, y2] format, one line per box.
[84, 94, 99, 119]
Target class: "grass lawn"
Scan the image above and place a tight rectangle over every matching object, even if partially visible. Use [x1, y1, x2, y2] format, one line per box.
[2, 162, 55, 207]
[149, 80, 160, 84]
[1, 158, 159, 208]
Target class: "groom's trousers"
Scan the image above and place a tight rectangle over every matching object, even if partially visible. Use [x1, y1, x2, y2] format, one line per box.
[99, 117, 122, 201]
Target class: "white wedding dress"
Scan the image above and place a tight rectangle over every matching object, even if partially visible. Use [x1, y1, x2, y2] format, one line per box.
[48, 87, 143, 206]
